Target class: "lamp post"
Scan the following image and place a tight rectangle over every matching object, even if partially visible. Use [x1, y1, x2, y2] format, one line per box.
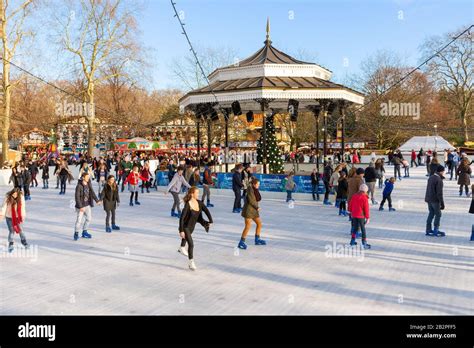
[434, 123, 438, 155]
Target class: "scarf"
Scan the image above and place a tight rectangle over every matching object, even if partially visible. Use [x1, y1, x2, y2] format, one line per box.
[11, 200, 23, 234]
[253, 187, 261, 202]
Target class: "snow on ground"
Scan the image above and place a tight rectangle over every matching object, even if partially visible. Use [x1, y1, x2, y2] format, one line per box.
[0, 166, 473, 315]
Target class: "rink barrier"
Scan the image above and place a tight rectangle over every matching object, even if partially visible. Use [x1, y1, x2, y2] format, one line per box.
[156, 171, 326, 194]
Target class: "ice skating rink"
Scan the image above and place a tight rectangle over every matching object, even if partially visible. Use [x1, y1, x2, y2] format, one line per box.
[0, 166, 473, 315]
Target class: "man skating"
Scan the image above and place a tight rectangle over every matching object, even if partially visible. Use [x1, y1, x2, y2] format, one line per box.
[74, 173, 102, 241]
[425, 165, 446, 237]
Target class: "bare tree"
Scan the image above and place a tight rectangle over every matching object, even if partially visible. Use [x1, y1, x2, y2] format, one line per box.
[421, 27, 473, 142]
[56, 0, 141, 155]
[0, 0, 35, 164]
[171, 45, 239, 91]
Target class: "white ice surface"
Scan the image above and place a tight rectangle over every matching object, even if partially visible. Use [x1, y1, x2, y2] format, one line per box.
[0, 166, 473, 315]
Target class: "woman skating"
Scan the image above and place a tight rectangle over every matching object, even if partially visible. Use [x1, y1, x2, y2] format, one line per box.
[0, 188, 29, 253]
[95, 162, 109, 195]
[101, 175, 120, 233]
[57, 160, 73, 195]
[238, 177, 266, 250]
[166, 166, 191, 218]
[40, 161, 50, 189]
[124, 165, 147, 206]
[456, 158, 472, 197]
[178, 186, 213, 271]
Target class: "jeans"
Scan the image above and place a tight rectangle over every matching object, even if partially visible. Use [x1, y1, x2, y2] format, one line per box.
[380, 194, 392, 208]
[394, 165, 401, 179]
[311, 183, 319, 200]
[410, 159, 417, 167]
[201, 184, 211, 203]
[404, 166, 409, 177]
[171, 192, 181, 213]
[450, 164, 458, 180]
[6, 217, 27, 243]
[367, 182, 376, 202]
[324, 180, 330, 201]
[60, 175, 68, 193]
[352, 217, 367, 240]
[426, 202, 442, 232]
[339, 199, 347, 213]
[233, 188, 242, 210]
[43, 179, 49, 188]
[286, 190, 293, 201]
[23, 184, 30, 197]
[75, 206, 92, 233]
[378, 177, 384, 189]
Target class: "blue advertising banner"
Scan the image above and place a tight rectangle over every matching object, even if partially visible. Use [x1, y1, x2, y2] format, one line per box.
[156, 171, 325, 194]
[157, 171, 170, 186]
[216, 173, 234, 190]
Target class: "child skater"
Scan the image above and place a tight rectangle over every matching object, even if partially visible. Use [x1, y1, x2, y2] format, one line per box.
[379, 177, 396, 211]
[101, 175, 120, 233]
[178, 186, 213, 271]
[124, 165, 147, 206]
[0, 187, 29, 253]
[140, 162, 152, 194]
[41, 161, 50, 189]
[348, 184, 371, 249]
[337, 171, 348, 216]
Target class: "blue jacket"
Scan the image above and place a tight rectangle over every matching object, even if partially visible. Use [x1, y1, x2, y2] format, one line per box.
[383, 179, 394, 196]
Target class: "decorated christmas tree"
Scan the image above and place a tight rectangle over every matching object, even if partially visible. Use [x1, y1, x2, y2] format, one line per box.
[257, 115, 284, 173]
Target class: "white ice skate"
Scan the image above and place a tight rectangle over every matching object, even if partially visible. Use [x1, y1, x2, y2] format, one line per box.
[178, 246, 189, 257]
[188, 259, 197, 271]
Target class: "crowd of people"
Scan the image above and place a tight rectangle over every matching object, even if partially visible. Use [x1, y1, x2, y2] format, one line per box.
[1, 146, 473, 268]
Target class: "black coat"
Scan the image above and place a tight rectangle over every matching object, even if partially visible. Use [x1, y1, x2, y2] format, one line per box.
[41, 165, 50, 179]
[336, 178, 348, 199]
[100, 183, 120, 211]
[469, 198, 474, 214]
[75, 179, 99, 209]
[232, 171, 243, 190]
[425, 173, 444, 205]
[364, 167, 377, 183]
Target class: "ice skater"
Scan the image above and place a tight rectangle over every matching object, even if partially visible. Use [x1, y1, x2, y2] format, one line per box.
[0, 188, 29, 253]
[337, 172, 348, 216]
[101, 175, 120, 233]
[379, 177, 396, 211]
[348, 184, 371, 249]
[166, 166, 191, 218]
[238, 177, 266, 250]
[124, 165, 148, 206]
[178, 187, 213, 271]
[425, 165, 446, 237]
[73, 173, 102, 241]
[40, 161, 49, 189]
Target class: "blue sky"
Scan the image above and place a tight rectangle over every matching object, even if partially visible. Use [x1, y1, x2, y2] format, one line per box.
[139, 0, 473, 90]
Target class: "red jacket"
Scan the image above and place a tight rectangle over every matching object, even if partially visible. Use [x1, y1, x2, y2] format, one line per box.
[140, 168, 151, 180]
[124, 171, 147, 186]
[348, 192, 370, 219]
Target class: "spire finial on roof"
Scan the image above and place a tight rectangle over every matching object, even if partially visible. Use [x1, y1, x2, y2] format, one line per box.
[265, 17, 271, 44]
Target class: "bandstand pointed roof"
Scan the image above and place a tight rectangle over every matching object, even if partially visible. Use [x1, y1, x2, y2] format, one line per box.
[179, 19, 364, 113]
